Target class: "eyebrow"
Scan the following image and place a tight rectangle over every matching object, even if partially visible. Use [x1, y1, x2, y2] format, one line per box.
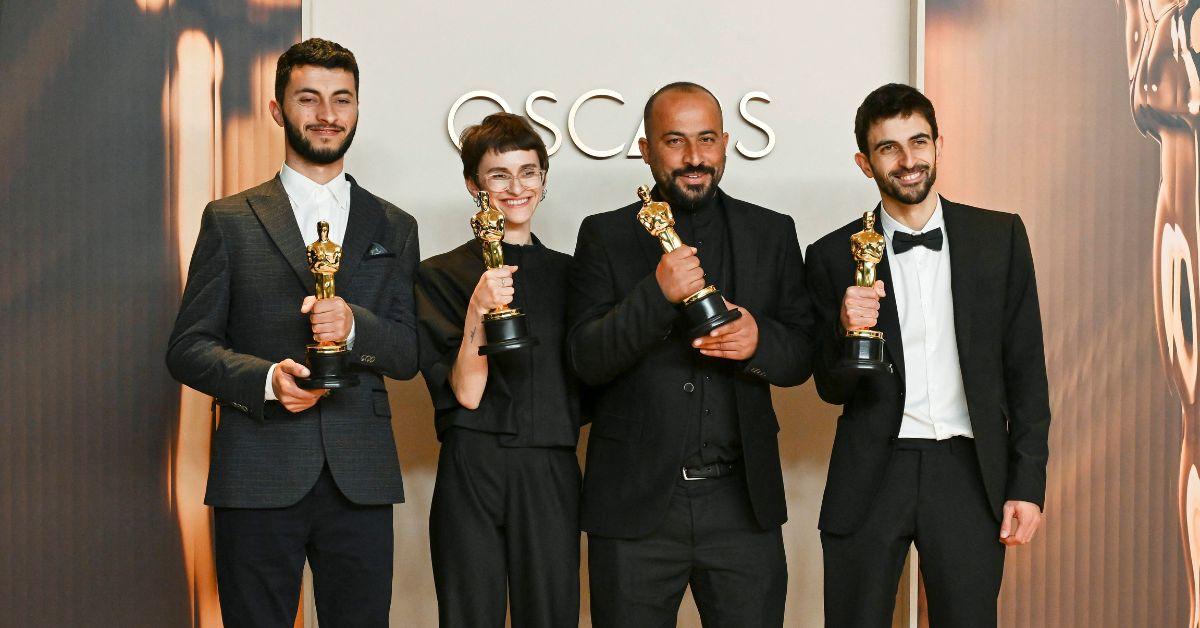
[873, 132, 932, 150]
[486, 164, 540, 173]
[662, 129, 720, 138]
[295, 88, 355, 97]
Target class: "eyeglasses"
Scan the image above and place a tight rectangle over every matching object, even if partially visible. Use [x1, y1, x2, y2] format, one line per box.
[480, 168, 545, 192]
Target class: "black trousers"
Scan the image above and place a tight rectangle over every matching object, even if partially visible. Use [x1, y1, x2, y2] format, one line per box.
[429, 428, 581, 627]
[213, 464, 393, 628]
[588, 472, 787, 628]
[821, 437, 1005, 628]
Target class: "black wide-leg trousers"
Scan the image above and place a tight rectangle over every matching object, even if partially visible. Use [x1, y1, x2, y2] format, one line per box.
[588, 472, 788, 628]
[213, 464, 394, 628]
[821, 437, 1005, 628]
[429, 427, 581, 628]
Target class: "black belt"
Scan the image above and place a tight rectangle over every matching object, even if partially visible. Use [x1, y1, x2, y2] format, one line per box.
[681, 461, 739, 480]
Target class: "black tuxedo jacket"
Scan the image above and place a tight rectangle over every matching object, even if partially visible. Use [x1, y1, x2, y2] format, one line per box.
[567, 189, 814, 538]
[805, 198, 1050, 535]
[166, 175, 419, 508]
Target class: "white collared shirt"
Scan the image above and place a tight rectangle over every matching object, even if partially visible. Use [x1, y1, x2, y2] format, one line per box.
[264, 163, 355, 401]
[279, 162, 352, 246]
[879, 195, 973, 440]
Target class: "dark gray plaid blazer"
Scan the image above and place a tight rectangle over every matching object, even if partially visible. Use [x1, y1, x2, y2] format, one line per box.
[167, 175, 419, 508]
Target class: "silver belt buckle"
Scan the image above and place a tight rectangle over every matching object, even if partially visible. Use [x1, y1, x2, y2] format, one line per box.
[682, 466, 706, 481]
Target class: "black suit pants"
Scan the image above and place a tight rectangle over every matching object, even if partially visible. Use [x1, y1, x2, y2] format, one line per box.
[213, 464, 393, 628]
[588, 472, 787, 628]
[429, 428, 581, 627]
[821, 437, 1004, 627]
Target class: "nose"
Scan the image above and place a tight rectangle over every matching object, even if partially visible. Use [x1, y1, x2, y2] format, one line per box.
[898, 147, 918, 169]
[316, 99, 336, 124]
[682, 140, 702, 167]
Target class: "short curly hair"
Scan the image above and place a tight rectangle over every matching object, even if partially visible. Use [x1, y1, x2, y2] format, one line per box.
[274, 38, 359, 105]
[854, 83, 938, 154]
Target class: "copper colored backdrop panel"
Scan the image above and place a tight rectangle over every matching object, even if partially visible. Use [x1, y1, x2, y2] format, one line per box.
[925, 1, 1185, 625]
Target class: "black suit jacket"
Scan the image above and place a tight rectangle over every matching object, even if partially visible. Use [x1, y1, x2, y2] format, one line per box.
[805, 198, 1050, 535]
[166, 175, 419, 509]
[568, 190, 814, 538]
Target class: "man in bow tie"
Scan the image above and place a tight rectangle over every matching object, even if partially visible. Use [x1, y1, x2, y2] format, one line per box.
[804, 83, 1051, 627]
[166, 38, 419, 627]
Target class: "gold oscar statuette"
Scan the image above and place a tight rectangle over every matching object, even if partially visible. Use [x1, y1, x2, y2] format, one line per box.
[635, 184, 741, 337]
[471, 191, 538, 355]
[295, 220, 359, 389]
[835, 211, 894, 377]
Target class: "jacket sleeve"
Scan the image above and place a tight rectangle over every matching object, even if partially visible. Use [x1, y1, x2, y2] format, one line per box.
[347, 218, 420, 380]
[566, 216, 680, 386]
[166, 203, 273, 421]
[805, 240, 856, 405]
[1000, 215, 1051, 510]
[741, 216, 815, 387]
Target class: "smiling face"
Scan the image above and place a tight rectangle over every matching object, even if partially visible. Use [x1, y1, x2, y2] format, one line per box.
[639, 88, 729, 211]
[466, 148, 544, 230]
[270, 65, 359, 167]
[855, 113, 941, 206]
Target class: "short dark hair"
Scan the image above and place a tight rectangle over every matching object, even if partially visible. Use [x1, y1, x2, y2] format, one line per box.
[459, 113, 550, 183]
[274, 38, 359, 105]
[854, 83, 938, 154]
[643, 82, 722, 138]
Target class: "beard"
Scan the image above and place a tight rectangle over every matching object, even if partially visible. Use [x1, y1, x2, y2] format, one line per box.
[282, 112, 357, 165]
[875, 161, 937, 205]
[651, 163, 723, 211]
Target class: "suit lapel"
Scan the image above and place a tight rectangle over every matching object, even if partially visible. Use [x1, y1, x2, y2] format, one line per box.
[871, 205, 906, 382]
[942, 198, 974, 365]
[335, 176, 384, 288]
[249, 176, 314, 295]
[723, 192, 759, 305]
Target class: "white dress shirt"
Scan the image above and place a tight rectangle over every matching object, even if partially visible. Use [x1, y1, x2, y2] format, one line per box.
[879, 196, 973, 440]
[264, 163, 355, 401]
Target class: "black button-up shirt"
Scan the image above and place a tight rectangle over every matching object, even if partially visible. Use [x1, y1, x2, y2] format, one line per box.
[416, 237, 581, 448]
[669, 191, 742, 466]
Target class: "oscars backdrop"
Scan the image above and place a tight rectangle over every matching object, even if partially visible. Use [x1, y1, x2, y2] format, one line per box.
[312, 1, 913, 625]
[925, 0, 1186, 625]
[1, 1, 300, 626]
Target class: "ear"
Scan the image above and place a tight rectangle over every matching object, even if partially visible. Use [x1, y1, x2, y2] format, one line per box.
[854, 152, 874, 179]
[269, 100, 285, 129]
[465, 177, 480, 198]
[934, 134, 945, 158]
[720, 131, 730, 154]
[638, 136, 651, 166]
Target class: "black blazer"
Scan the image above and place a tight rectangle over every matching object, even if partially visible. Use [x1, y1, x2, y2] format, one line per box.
[166, 175, 420, 508]
[567, 190, 814, 538]
[804, 198, 1050, 535]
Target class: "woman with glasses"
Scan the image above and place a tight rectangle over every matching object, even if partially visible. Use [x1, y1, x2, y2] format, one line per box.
[416, 112, 582, 627]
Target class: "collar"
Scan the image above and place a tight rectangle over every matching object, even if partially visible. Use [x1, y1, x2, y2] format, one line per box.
[879, 194, 944, 240]
[279, 162, 351, 210]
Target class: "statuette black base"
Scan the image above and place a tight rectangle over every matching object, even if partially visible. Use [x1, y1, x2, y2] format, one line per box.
[479, 311, 539, 356]
[833, 333, 893, 379]
[684, 289, 742, 338]
[295, 346, 360, 389]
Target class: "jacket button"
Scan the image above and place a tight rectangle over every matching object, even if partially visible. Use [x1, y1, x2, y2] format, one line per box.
[683, 382, 695, 393]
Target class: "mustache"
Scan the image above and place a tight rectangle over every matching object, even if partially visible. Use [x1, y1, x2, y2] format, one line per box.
[305, 124, 346, 132]
[889, 165, 930, 180]
[671, 165, 716, 179]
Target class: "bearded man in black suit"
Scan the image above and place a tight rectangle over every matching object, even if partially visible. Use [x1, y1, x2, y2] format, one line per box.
[805, 83, 1051, 627]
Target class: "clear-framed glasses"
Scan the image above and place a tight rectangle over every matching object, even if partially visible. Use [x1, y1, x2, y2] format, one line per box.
[481, 168, 545, 193]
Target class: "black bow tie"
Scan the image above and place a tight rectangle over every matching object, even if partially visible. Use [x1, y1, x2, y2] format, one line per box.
[892, 227, 943, 253]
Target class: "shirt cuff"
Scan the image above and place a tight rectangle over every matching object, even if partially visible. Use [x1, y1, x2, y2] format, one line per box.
[264, 363, 278, 401]
[345, 319, 356, 350]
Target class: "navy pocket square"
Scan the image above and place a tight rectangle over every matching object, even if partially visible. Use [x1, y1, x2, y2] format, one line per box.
[365, 242, 394, 259]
